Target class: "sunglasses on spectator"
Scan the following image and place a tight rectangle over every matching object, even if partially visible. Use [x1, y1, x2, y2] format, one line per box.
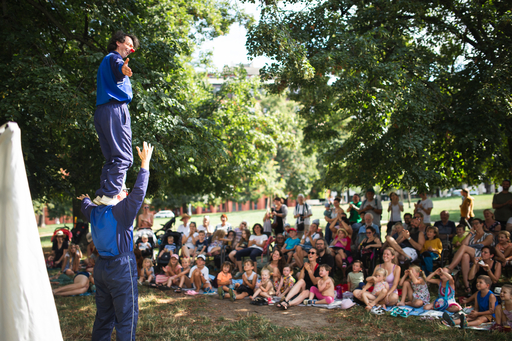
[366, 232, 372, 235]
[308, 251, 316, 255]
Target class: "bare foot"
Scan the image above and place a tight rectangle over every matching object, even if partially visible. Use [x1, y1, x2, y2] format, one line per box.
[365, 305, 372, 312]
[382, 304, 387, 310]
[397, 301, 405, 306]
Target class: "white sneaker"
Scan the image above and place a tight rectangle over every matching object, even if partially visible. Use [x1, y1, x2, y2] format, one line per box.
[95, 195, 119, 206]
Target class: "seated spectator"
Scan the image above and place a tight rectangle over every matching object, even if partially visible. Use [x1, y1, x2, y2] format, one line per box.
[52, 270, 94, 296]
[495, 231, 512, 265]
[434, 210, 456, 242]
[292, 222, 321, 268]
[424, 267, 461, 313]
[357, 226, 382, 275]
[85, 233, 99, 270]
[181, 221, 198, 258]
[315, 238, 334, 269]
[139, 258, 155, 285]
[189, 255, 214, 293]
[385, 213, 426, 263]
[214, 214, 232, 233]
[47, 230, 69, 268]
[451, 224, 468, 252]
[282, 228, 300, 264]
[468, 246, 501, 294]
[234, 224, 268, 277]
[267, 249, 286, 277]
[194, 230, 209, 257]
[419, 226, 442, 276]
[347, 261, 365, 292]
[229, 259, 257, 300]
[274, 233, 285, 251]
[234, 220, 248, 244]
[158, 235, 176, 259]
[382, 222, 404, 250]
[207, 230, 225, 256]
[137, 204, 153, 229]
[331, 228, 352, 268]
[353, 213, 380, 252]
[324, 197, 343, 243]
[447, 218, 494, 295]
[228, 229, 250, 265]
[198, 215, 211, 235]
[482, 208, 502, 237]
[403, 213, 413, 230]
[61, 243, 82, 276]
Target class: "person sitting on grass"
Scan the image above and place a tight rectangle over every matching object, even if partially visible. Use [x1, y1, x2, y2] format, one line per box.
[188, 254, 214, 294]
[251, 269, 274, 301]
[228, 229, 250, 265]
[234, 224, 268, 277]
[229, 259, 258, 301]
[282, 228, 300, 264]
[467, 246, 501, 294]
[494, 231, 512, 265]
[424, 267, 461, 313]
[277, 247, 320, 310]
[304, 264, 335, 306]
[493, 284, 512, 332]
[443, 275, 497, 329]
[173, 257, 192, 293]
[397, 265, 430, 308]
[276, 265, 295, 299]
[194, 230, 209, 257]
[158, 235, 176, 259]
[161, 254, 182, 289]
[292, 223, 320, 268]
[347, 261, 365, 292]
[181, 221, 198, 259]
[360, 267, 389, 311]
[138, 258, 154, 285]
[52, 270, 94, 297]
[274, 233, 286, 252]
[217, 261, 234, 299]
[85, 233, 99, 271]
[61, 243, 81, 276]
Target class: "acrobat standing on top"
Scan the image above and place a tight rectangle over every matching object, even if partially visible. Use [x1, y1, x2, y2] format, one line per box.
[94, 31, 140, 205]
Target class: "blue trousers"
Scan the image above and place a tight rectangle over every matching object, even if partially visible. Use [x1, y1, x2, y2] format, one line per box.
[420, 251, 439, 276]
[324, 222, 332, 245]
[236, 247, 263, 261]
[94, 101, 133, 197]
[92, 252, 138, 341]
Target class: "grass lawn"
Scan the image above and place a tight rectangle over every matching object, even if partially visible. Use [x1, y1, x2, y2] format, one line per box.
[54, 287, 507, 340]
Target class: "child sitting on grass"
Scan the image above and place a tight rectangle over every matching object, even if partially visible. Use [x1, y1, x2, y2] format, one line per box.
[443, 275, 497, 328]
[397, 265, 430, 308]
[282, 228, 300, 264]
[189, 254, 214, 294]
[276, 265, 295, 299]
[493, 284, 512, 331]
[161, 254, 181, 289]
[139, 258, 154, 285]
[251, 269, 274, 300]
[62, 243, 81, 276]
[229, 259, 257, 301]
[347, 261, 365, 292]
[420, 226, 442, 276]
[174, 257, 192, 293]
[424, 267, 461, 313]
[495, 231, 512, 265]
[361, 267, 389, 311]
[304, 264, 335, 305]
[217, 261, 234, 299]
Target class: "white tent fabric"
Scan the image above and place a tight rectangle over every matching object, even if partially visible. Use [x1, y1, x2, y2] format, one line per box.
[0, 122, 63, 341]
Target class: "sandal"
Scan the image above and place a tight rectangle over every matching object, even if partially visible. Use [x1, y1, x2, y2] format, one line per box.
[280, 300, 290, 310]
[442, 312, 455, 327]
[159, 285, 171, 291]
[174, 287, 182, 293]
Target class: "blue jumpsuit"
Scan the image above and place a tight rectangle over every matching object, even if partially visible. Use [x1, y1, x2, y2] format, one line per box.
[81, 168, 149, 341]
[95, 51, 133, 198]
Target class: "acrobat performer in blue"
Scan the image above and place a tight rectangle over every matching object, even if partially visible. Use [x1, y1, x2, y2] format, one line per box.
[94, 30, 140, 206]
[78, 142, 153, 341]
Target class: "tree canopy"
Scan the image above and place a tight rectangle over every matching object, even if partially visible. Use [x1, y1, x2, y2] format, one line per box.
[244, 0, 512, 191]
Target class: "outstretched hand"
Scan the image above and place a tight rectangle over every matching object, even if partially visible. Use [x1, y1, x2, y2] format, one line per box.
[77, 194, 90, 201]
[122, 58, 133, 77]
[137, 141, 154, 170]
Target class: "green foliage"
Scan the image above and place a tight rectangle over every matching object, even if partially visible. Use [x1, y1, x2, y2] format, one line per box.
[244, 0, 512, 191]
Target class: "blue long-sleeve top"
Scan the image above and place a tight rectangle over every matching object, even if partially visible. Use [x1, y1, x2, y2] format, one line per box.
[96, 51, 133, 106]
[81, 168, 149, 257]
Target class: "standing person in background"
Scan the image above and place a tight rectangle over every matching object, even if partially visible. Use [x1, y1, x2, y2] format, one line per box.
[325, 197, 343, 244]
[415, 192, 433, 225]
[93, 31, 139, 206]
[323, 202, 332, 244]
[347, 194, 362, 225]
[387, 192, 403, 236]
[271, 197, 288, 235]
[78, 142, 153, 341]
[493, 180, 512, 229]
[137, 204, 153, 229]
[177, 214, 191, 235]
[358, 188, 382, 227]
[263, 210, 273, 236]
[294, 194, 313, 238]
[460, 188, 475, 228]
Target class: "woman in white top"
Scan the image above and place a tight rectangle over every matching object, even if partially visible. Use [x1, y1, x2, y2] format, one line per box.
[198, 216, 211, 235]
[386, 192, 403, 236]
[181, 222, 199, 258]
[234, 223, 268, 275]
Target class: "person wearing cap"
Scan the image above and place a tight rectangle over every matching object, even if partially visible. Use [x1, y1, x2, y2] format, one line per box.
[78, 141, 153, 341]
[188, 255, 214, 293]
[358, 188, 383, 227]
[177, 214, 191, 236]
[47, 230, 69, 268]
[93, 31, 140, 206]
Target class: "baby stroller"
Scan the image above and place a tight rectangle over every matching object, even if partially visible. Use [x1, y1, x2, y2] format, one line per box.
[155, 230, 182, 273]
[134, 228, 157, 260]
[154, 217, 176, 241]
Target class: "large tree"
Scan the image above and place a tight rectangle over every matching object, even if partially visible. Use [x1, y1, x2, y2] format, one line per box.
[244, 0, 512, 191]
[0, 0, 254, 216]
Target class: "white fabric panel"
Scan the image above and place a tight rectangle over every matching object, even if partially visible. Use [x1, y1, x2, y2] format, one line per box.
[0, 122, 63, 341]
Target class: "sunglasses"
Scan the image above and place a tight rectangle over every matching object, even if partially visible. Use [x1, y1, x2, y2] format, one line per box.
[308, 252, 316, 255]
[366, 232, 372, 235]
[144, 207, 149, 209]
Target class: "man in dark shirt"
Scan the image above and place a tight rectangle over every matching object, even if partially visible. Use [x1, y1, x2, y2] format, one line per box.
[315, 238, 334, 268]
[434, 210, 456, 244]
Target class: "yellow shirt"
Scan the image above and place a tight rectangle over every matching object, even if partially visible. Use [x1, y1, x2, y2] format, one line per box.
[421, 238, 443, 255]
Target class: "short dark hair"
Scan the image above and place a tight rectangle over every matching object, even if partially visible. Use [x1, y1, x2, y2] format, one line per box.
[404, 213, 412, 218]
[473, 218, 484, 224]
[107, 31, 140, 53]
[334, 197, 341, 203]
[253, 223, 263, 234]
